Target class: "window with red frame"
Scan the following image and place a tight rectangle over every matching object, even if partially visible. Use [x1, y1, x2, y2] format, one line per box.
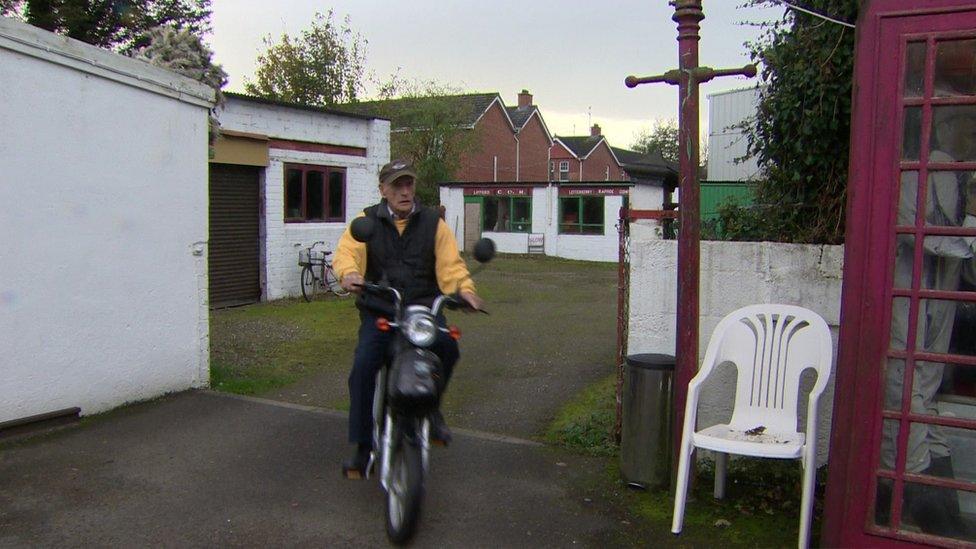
[284, 164, 345, 222]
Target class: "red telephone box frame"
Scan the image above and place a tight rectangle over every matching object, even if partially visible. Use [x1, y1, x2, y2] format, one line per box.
[824, 1, 976, 547]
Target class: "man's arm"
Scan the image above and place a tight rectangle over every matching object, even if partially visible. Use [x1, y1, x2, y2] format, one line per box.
[333, 213, 367, 292]
[433, 219, 482, 310]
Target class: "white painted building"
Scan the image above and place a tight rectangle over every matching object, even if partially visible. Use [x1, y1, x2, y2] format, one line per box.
[210, 94, 390, 305]
[627, 236, 844, 464]
[440, 182, 631, 262]
[707, 86, 762, 181]
[0, 17, 215, 423]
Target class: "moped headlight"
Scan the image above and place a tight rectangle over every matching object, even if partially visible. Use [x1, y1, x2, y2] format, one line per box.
[403, 313, 437, 347]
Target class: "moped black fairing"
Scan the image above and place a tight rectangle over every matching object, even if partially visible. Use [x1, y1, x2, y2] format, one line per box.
[388, 348, 442, 415]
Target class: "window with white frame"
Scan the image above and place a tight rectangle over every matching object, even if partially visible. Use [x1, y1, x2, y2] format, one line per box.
[558, 160, 570, 181]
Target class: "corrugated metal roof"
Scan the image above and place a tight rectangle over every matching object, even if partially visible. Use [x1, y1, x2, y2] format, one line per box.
[336, 93, 501, 130]
[224, 92, 386, 121]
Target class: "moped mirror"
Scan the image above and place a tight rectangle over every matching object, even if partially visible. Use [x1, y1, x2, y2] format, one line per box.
[473, 238, 496, 263]
[350, 216, 376, 243]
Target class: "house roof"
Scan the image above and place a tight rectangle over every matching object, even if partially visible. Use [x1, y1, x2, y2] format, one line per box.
[337, 93, 508, 131]
[506, 105, 554, 145]
[224, 92, 386, 122]
[610, 146, 677, 178]
[505, 106, 535, 129]
[553, 135, 604, 159]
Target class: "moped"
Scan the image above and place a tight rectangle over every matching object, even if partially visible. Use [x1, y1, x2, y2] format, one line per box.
[348, 216, 494, 544]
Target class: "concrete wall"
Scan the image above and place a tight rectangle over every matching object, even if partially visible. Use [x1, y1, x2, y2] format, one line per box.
[627, 237, 844, 465]
[216, 97, 390, 300]
[0, 17, 215, 422]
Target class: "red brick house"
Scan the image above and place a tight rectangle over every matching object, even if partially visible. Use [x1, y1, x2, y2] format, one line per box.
[506, 90, 555, 182]
[550, 124, 628, 182]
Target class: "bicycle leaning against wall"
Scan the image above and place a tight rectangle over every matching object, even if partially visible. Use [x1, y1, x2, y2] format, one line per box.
[298, 241, 349, 302]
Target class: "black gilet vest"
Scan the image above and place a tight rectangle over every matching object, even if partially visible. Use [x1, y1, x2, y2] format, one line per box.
[356, 201, 441, 317]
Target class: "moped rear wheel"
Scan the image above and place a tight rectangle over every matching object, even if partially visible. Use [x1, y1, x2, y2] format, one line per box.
[385, 437, 424, 545]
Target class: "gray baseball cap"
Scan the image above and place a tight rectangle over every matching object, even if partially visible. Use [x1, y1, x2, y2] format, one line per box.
[379, 159, 417, 185]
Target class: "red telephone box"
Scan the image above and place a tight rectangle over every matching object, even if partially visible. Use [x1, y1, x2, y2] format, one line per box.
[825, 1, 976, 546]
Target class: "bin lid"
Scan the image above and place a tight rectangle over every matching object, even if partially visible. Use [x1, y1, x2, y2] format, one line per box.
[625, 353, 676, 371]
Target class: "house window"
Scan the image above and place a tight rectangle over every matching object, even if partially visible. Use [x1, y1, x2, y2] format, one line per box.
[559, 196, 604, 235]
[558, 161, 570, 181]
[284, 164, 345, 222]
[483, 196, 532, 233]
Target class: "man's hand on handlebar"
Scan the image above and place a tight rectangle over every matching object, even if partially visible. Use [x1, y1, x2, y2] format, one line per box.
[459, 290, 483, 313]
[341, 272, 364, 294]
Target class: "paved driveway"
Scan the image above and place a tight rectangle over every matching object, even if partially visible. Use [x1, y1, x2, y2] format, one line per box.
[0, 391, 634, 548]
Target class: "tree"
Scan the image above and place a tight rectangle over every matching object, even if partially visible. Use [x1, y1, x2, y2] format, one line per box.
[244, 10, 366, 107]
[133, 24, 226, 149]
[631, 118, 706, 175]
[631, 119, 679, 165]
[369, 78, 480, 206]
[1, 0, 211, 52]
[742, 0, 858, 244]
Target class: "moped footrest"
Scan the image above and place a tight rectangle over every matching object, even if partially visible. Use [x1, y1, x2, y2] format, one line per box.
[341, 453, 375, 480]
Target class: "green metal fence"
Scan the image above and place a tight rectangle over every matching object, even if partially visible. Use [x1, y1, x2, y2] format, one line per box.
[700, 180, 755, 221]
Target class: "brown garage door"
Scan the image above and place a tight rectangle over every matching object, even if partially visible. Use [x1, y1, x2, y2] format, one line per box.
[209, 164, 260, 308]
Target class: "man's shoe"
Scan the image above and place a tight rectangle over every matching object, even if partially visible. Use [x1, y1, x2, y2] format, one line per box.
[342, 443, 372, 480]
[429, 409, 452, 446]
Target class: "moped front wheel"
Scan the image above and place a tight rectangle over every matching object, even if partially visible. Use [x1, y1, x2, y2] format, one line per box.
[385, 437, 424, 545]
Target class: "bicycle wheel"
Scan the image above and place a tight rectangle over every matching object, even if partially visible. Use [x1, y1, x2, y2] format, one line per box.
[300, 266, 318, 302]
[325, 266, 349, 297]
[385, 435, 424, 545]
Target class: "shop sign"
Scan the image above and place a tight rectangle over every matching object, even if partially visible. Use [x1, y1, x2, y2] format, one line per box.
[559, 186, 629, 196]
[463, 187, 531, 196]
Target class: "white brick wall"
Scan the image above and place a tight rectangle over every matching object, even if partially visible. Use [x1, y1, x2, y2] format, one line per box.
[216, 97, 390, 300]
[627, 237, 844, 465]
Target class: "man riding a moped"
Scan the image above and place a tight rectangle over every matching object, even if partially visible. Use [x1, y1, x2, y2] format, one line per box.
[334, 159, 482, 473]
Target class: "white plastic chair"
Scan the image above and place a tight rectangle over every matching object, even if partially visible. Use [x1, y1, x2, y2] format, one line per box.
[670, 304, 832, 549]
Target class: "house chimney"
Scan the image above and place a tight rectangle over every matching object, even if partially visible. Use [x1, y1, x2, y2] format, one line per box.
[518, 89, 533, 109]
[591, 123, 601, 136]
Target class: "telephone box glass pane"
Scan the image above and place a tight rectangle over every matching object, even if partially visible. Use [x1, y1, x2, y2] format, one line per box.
[905, 42, 927, 97]
[930, 106, 976, 163]
[893, 236, 915, 289]
[899, 482, 972, 541]
[923, 171, 975, 227]
[935, 39, 976, 96]
[915, 300, 975, 357]
[898, 171, 919, 227]
[902, 107, 922, 161]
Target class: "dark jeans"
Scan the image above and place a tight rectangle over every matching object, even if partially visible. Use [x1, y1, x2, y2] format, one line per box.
[348, 311, 459, 446]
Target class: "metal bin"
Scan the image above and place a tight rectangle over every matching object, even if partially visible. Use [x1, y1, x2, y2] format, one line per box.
[620, 353, 675, 490]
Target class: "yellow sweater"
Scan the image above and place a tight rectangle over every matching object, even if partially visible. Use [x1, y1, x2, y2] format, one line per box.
[333, 212, 476, 295]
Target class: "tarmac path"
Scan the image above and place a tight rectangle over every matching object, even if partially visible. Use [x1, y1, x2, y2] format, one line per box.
[0, 391, 639, 548]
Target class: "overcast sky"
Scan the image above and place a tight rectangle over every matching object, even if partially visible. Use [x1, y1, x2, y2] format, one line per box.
[208, 1, 786, 149]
